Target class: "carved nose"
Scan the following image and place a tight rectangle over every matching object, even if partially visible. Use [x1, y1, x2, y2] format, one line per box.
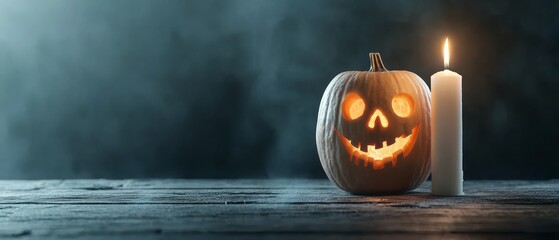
[368, 109, 389, 129]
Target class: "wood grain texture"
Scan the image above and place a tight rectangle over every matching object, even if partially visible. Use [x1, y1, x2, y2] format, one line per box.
[0, 179, 557, 239]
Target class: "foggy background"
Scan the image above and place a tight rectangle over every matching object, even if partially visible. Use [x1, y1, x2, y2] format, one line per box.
[0, 0, 556, 179]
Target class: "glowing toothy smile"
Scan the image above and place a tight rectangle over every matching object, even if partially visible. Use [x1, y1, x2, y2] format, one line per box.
[335, 126, 419, 170]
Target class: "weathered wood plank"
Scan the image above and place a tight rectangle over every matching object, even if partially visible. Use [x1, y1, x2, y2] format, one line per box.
[0, 180, 557, 239]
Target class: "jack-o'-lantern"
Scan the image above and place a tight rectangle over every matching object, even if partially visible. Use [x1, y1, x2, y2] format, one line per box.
[316, 53, 431, 194]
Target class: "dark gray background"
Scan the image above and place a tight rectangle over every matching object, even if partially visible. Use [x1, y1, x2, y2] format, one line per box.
[0, 0, 556, 179]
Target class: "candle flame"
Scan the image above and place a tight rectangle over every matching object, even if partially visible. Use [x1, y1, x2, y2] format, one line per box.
[444, 37, 449, 69]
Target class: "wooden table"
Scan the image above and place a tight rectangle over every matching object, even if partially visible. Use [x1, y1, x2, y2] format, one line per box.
[0, 179, 557, 239]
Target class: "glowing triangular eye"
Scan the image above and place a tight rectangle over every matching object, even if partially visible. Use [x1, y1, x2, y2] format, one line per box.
[392, 93, 414, 118]
[342, 92, 365, 120]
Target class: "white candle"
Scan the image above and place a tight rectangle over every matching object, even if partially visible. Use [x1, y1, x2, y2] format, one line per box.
[431, 38, 463, 196]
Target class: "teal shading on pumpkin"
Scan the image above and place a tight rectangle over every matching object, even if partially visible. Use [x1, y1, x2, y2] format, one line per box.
[316, 53, 431, 194]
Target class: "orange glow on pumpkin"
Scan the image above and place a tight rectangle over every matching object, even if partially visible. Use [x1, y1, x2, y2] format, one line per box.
[335, 125, 419, 170]
[368, 109, 389, 129]
[342, 92, 365, 120]
[337, 91, 419, 170]
[392, 93, 414, 118]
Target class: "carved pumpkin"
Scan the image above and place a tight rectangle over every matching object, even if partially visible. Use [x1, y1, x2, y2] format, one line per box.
[316, 53, 431, 194]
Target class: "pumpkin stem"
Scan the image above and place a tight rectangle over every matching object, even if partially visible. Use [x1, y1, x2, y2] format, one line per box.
[369, 53, 388, 72]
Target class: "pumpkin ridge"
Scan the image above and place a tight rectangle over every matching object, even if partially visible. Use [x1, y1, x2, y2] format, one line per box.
[316, 53, 431, 194]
